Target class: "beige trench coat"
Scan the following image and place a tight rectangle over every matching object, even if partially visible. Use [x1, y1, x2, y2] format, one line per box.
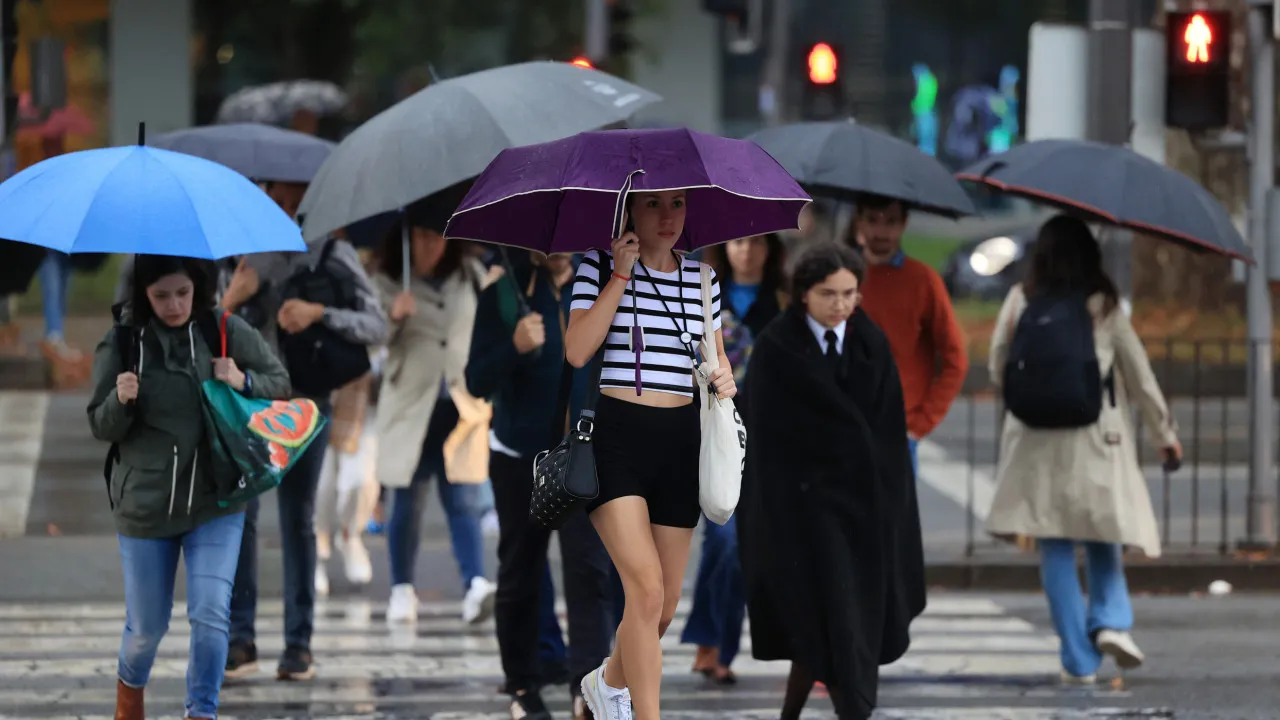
[984, 285, 1178, 558]
[373, 260, 485, 489]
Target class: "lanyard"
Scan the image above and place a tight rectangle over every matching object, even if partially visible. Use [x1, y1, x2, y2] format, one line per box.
[635, 252, 696, 360]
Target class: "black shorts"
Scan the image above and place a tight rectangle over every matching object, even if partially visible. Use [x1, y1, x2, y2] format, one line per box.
[586, 394, 701, 529]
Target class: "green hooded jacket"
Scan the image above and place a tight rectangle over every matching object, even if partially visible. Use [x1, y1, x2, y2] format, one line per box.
[87, 308, 291, 539]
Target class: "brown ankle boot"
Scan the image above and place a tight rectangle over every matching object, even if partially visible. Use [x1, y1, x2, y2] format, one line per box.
[114, 679, 143, 720]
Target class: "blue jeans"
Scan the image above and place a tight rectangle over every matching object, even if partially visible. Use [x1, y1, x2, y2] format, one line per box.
[118, 512, 245, 719]
[908, 436, 919, 480]
[1038, 539, 1134, 678]
[387, 397, 487, 591]
[230, 399, 331, 650]
[680, 515, 746, 666]
[539, 561, 567, 662]
[38, 251, 71, 340]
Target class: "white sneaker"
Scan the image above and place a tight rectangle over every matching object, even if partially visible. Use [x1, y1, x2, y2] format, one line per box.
[314, 563, 329, 597]
[387, 583, 419, 624]
[1060, 669, 1096, 685]
[1095, 629, 1145, 669]
[340, 535, 374, 585]
[580, 660, 632, 720]
[462, 576, 497, 625]
[316, 532, 332, 562]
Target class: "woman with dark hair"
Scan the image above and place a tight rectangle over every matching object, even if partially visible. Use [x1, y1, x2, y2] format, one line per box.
[680, 233, 786, 684]
[87, 254, 290, 720]
[739, 243, 925, 719]
[373, 202, 498, 626]
[986, 215, 1182, 683]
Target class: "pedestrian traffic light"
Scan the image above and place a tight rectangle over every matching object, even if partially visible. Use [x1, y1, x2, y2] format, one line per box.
[608, 0, 635, 57]
[800, 42, 844, 120]
[808, 43, 838, 85]
[1165, 11, 1231, 130]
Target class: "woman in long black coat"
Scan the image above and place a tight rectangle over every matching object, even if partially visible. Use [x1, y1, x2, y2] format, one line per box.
[738, 242, 926, 719]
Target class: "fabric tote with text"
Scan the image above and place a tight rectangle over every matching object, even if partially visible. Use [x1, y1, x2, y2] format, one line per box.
[696, 264, 745, 524]
[202, 312, 327, 507]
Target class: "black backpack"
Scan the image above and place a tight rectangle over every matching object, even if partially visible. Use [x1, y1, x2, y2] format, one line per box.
[1002, 291, 1115, 429]
[102, 305, 222, 508]
[278, 237, 371, 397]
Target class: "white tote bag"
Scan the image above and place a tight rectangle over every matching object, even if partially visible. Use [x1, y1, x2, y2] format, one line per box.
[695, 264, 746, 525]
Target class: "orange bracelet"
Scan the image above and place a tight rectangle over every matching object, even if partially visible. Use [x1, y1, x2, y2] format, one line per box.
[612, 272, 631, 283]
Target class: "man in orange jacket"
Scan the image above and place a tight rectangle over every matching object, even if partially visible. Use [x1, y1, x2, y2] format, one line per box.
[845, 195, 969, 477]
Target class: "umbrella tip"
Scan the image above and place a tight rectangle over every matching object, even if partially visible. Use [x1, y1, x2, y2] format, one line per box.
[137, 122, 145, 146]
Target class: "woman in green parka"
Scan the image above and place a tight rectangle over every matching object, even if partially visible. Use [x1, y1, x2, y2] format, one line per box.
[87, 254, 290, 720]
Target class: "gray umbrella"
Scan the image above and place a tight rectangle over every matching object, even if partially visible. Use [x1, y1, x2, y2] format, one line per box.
[150, 123, 335, 184]
[296, 61, 662, 243]
[957, 139, 1253, 263]
[748, 120, 978, 217]
[216, 80, 348, 125]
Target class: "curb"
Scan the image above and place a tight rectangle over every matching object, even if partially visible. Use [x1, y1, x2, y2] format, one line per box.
[926, 557, 1280, 593]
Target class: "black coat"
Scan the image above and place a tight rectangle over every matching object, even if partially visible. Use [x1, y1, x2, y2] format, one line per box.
[738, 308, 926, 719]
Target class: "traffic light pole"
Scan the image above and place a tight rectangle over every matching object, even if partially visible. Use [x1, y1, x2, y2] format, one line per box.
[1242, 2, 1275, 550]
[585, 0, 608, 63]
[760, 0, 790, 126]
[1086, 0, 1134, 309]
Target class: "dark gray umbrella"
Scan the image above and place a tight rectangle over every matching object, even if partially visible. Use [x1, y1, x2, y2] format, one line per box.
[150, 123, 335, 184]
[957, 139, 1253, 263]
[296, 61, 662, 242]
[747, 120, 978, 217]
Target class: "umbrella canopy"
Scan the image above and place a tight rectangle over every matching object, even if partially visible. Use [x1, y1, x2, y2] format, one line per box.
[0, 141, 305, 259]
[150, 123, 335, 184]
[957, 139, 1252, 262]
[445, 127, 811, 254]
[749, 120, 977, 217]
[296, 61, 662, 242]
[216, 80, 347, 126]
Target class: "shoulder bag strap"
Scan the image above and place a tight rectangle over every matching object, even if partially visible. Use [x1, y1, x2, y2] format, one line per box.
[549, 253, 609, 445]
[697, 263, 718, 372]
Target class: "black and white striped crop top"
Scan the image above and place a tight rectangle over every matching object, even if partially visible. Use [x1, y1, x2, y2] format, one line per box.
[570, 249, 723, 397]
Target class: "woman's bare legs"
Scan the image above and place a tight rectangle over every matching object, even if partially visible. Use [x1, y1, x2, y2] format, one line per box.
[651, 524, 695, 639]
[591, 498, 667, 720]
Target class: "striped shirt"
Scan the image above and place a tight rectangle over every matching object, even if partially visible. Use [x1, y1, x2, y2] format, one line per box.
[571, 249, 722, 397]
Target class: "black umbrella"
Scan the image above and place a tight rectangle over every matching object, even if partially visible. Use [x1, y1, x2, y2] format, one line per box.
[747, 120, 978, 217]
[0, 239, 45, 295]
[957, 139, 1252, 263]
[150, 123, 335, 184]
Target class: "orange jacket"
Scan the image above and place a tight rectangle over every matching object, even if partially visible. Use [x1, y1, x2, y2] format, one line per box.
[858, 253, 969, 438]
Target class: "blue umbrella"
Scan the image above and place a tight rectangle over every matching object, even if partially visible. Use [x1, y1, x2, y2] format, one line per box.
[150, 123, 335, 184]
[0, 131, 305, 259]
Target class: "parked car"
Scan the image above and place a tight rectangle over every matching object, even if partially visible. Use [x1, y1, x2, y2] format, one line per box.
[941, 226, 1038, 301]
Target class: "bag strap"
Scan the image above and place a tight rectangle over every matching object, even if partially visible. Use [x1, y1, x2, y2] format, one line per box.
[196, 310, 230, 359]
[697, 263, 718, 372]
[550, 254, 609, 445]
[317, 236, 339, 268]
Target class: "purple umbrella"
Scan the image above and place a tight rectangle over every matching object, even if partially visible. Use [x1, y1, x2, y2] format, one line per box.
[443, 127, 811, 254]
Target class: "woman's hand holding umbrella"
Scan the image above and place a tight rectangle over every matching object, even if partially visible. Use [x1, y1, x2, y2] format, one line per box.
[389, 292, 417, 322]
[115, 372, 139, 404]
[222, 258, 260, 313]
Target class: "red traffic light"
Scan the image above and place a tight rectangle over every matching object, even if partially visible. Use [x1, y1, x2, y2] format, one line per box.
[571, 56, 593, 69]
[808, 43, 837, 85]
[1182, 13, 1213, 63]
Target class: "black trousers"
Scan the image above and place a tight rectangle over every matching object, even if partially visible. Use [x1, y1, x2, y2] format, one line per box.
[491, 450, 613, 694]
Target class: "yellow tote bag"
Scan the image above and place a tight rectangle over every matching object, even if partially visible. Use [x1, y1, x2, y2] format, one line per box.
[443, 386, 493, 484]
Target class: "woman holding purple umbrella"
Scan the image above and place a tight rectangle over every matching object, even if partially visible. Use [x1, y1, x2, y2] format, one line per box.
[565, 190, 736, 720]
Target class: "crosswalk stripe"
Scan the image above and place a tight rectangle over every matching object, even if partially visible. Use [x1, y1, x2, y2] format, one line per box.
[0, 596, 1169, 717]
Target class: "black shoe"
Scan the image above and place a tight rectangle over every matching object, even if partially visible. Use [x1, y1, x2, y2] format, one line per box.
[224, 641, 258, 679]
[276, 645, 315, 681]
[508, 690, 553, 719]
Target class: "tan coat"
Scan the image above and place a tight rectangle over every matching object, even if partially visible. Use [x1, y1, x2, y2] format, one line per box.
[373, 261, 484, 489]
[984, 284, 1178, 558]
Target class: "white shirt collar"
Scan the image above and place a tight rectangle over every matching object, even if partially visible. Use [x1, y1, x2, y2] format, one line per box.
[805, 314, 846, 354]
